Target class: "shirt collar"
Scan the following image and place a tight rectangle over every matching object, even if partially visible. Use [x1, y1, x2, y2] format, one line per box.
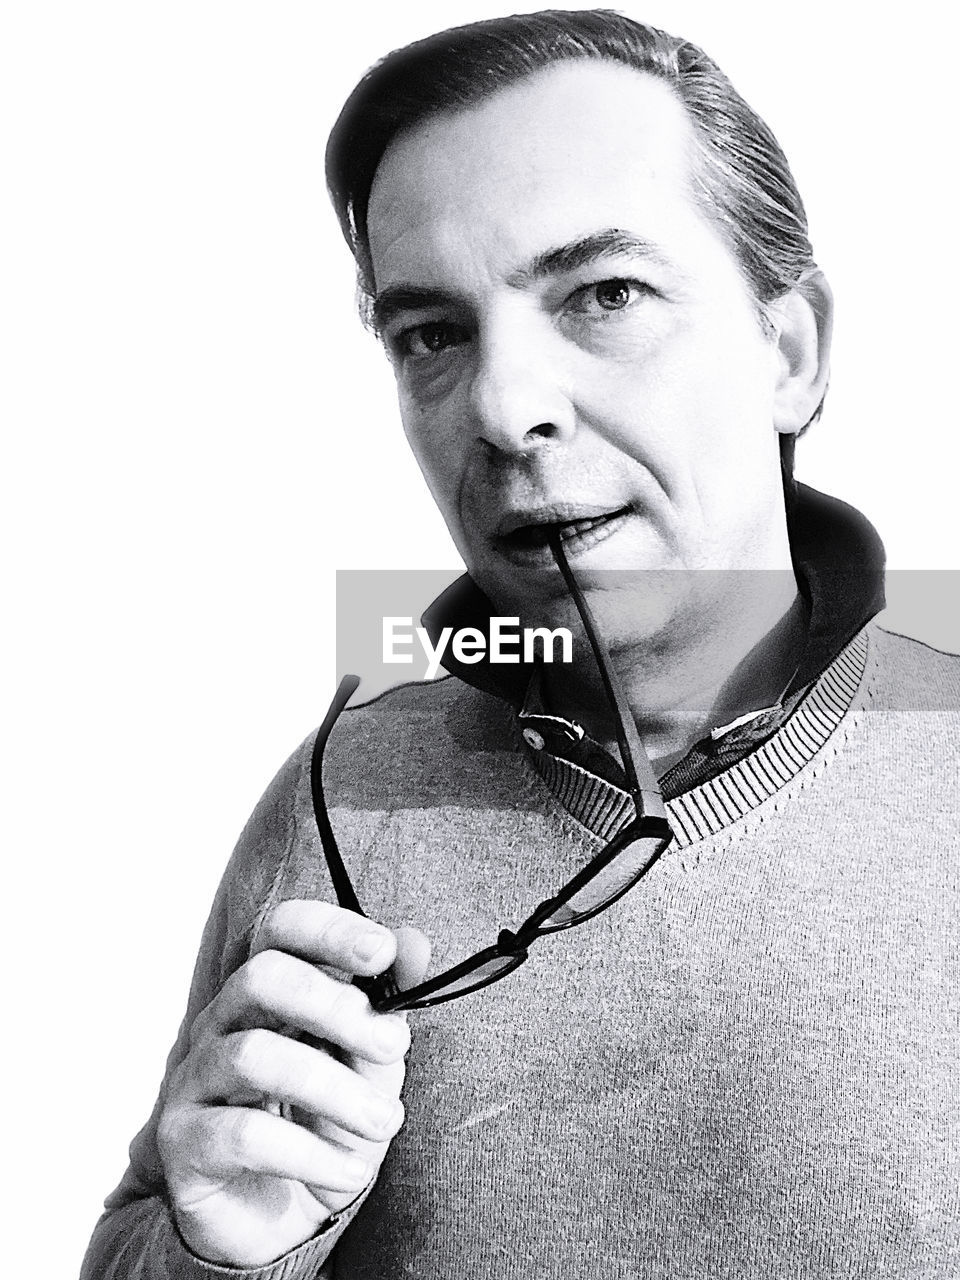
[420, 482, 886, 706]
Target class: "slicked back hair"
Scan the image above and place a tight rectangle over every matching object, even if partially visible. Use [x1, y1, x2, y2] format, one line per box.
[325, 10, 823, 460]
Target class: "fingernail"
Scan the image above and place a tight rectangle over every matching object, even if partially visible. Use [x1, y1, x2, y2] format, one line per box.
[372, 1015, 409, 1056]
[344, 1154, 370, 1186]
[354, 928, 389, 963]
[366, 1095, 402, 1135]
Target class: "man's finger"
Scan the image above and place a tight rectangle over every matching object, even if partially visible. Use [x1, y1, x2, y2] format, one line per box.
[392, 925, 432, 995]
[252, 900, 398, 976]
[183, 1028, 405, 1143]
[167, 1104, 373, 1198]
[349, 924, 434, 1097]
[201, 948, 410, 1064]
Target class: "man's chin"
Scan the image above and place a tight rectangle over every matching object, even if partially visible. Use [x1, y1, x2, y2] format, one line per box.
[476, 565, 690, 653]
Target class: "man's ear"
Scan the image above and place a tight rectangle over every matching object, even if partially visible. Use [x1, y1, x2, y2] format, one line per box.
[771, 270, 833, 436]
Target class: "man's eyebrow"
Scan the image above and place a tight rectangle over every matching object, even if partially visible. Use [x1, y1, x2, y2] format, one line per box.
[370, 286, 459, 334]
[516, 229, 674, 282]
[370, 230, 676, 331]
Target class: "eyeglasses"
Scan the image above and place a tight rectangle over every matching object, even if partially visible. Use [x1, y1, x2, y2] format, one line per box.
[311, 531, 674, 1012]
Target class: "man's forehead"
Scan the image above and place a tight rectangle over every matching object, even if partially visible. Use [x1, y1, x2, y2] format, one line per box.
[366, 61, 703, 290]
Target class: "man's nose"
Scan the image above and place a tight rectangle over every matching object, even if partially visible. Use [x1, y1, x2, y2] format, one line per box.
[467, 328, 576, 454]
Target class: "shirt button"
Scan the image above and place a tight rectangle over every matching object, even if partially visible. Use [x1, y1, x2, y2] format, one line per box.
[522, 727, 546, 751]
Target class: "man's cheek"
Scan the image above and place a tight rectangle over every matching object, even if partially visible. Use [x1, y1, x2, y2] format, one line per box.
[406, 429, 476, 547]
[401, 405, 456, 476]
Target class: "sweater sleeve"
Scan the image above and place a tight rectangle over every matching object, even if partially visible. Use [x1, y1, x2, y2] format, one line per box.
[79, 738, 362, 1280]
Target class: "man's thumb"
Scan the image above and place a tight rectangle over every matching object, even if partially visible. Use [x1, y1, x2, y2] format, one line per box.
[392, 925, 431, 995]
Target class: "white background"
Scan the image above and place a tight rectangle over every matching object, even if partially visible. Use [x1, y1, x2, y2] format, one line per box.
[3, 3, 957, 1274]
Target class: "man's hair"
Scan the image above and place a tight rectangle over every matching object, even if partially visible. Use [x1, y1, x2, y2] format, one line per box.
[326, 9, 823, 462]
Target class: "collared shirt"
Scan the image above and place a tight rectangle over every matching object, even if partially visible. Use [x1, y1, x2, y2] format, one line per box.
[516, 662, 809, 802]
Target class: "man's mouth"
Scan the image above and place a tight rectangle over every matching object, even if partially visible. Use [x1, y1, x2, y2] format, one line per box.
[494, 505, 634, 562]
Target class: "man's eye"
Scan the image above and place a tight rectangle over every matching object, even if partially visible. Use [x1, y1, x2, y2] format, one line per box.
[395, 321, 469, 359]
[567, 278, 650, 315]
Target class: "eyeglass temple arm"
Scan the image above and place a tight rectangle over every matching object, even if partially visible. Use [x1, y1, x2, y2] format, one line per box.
[310, 673, 367, 917]
[547, 531, 667, 823]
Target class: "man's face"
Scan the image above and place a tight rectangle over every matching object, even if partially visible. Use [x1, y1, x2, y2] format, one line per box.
[367, 62, 789, 637]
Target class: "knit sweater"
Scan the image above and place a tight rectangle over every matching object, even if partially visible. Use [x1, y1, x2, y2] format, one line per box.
[82, 623, 960, 1279]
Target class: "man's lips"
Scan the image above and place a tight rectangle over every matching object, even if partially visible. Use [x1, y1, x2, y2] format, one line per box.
[493, 504, 634, 561]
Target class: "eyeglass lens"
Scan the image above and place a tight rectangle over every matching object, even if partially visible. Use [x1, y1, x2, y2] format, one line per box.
[533, 832, 670, 931]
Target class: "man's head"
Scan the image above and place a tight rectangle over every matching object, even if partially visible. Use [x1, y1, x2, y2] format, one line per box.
[326, 12, 831, 642]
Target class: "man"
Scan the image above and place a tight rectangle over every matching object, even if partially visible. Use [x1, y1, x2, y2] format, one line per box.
[82, 11, 959, 1278]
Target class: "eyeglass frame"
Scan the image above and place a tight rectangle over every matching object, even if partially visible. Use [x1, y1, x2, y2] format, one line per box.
[310, 532, 674, 1012]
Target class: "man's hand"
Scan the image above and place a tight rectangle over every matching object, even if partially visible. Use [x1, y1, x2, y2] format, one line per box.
[156, 901, 430, 1268]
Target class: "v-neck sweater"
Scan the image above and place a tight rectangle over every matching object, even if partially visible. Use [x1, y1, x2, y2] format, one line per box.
[82, 623, 960, 1280]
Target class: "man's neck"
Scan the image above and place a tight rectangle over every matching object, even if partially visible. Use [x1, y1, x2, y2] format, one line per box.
[542, 570, 807, 773]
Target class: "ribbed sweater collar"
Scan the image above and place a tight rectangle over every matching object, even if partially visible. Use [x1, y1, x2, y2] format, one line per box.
[525, 625, 871, 846]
